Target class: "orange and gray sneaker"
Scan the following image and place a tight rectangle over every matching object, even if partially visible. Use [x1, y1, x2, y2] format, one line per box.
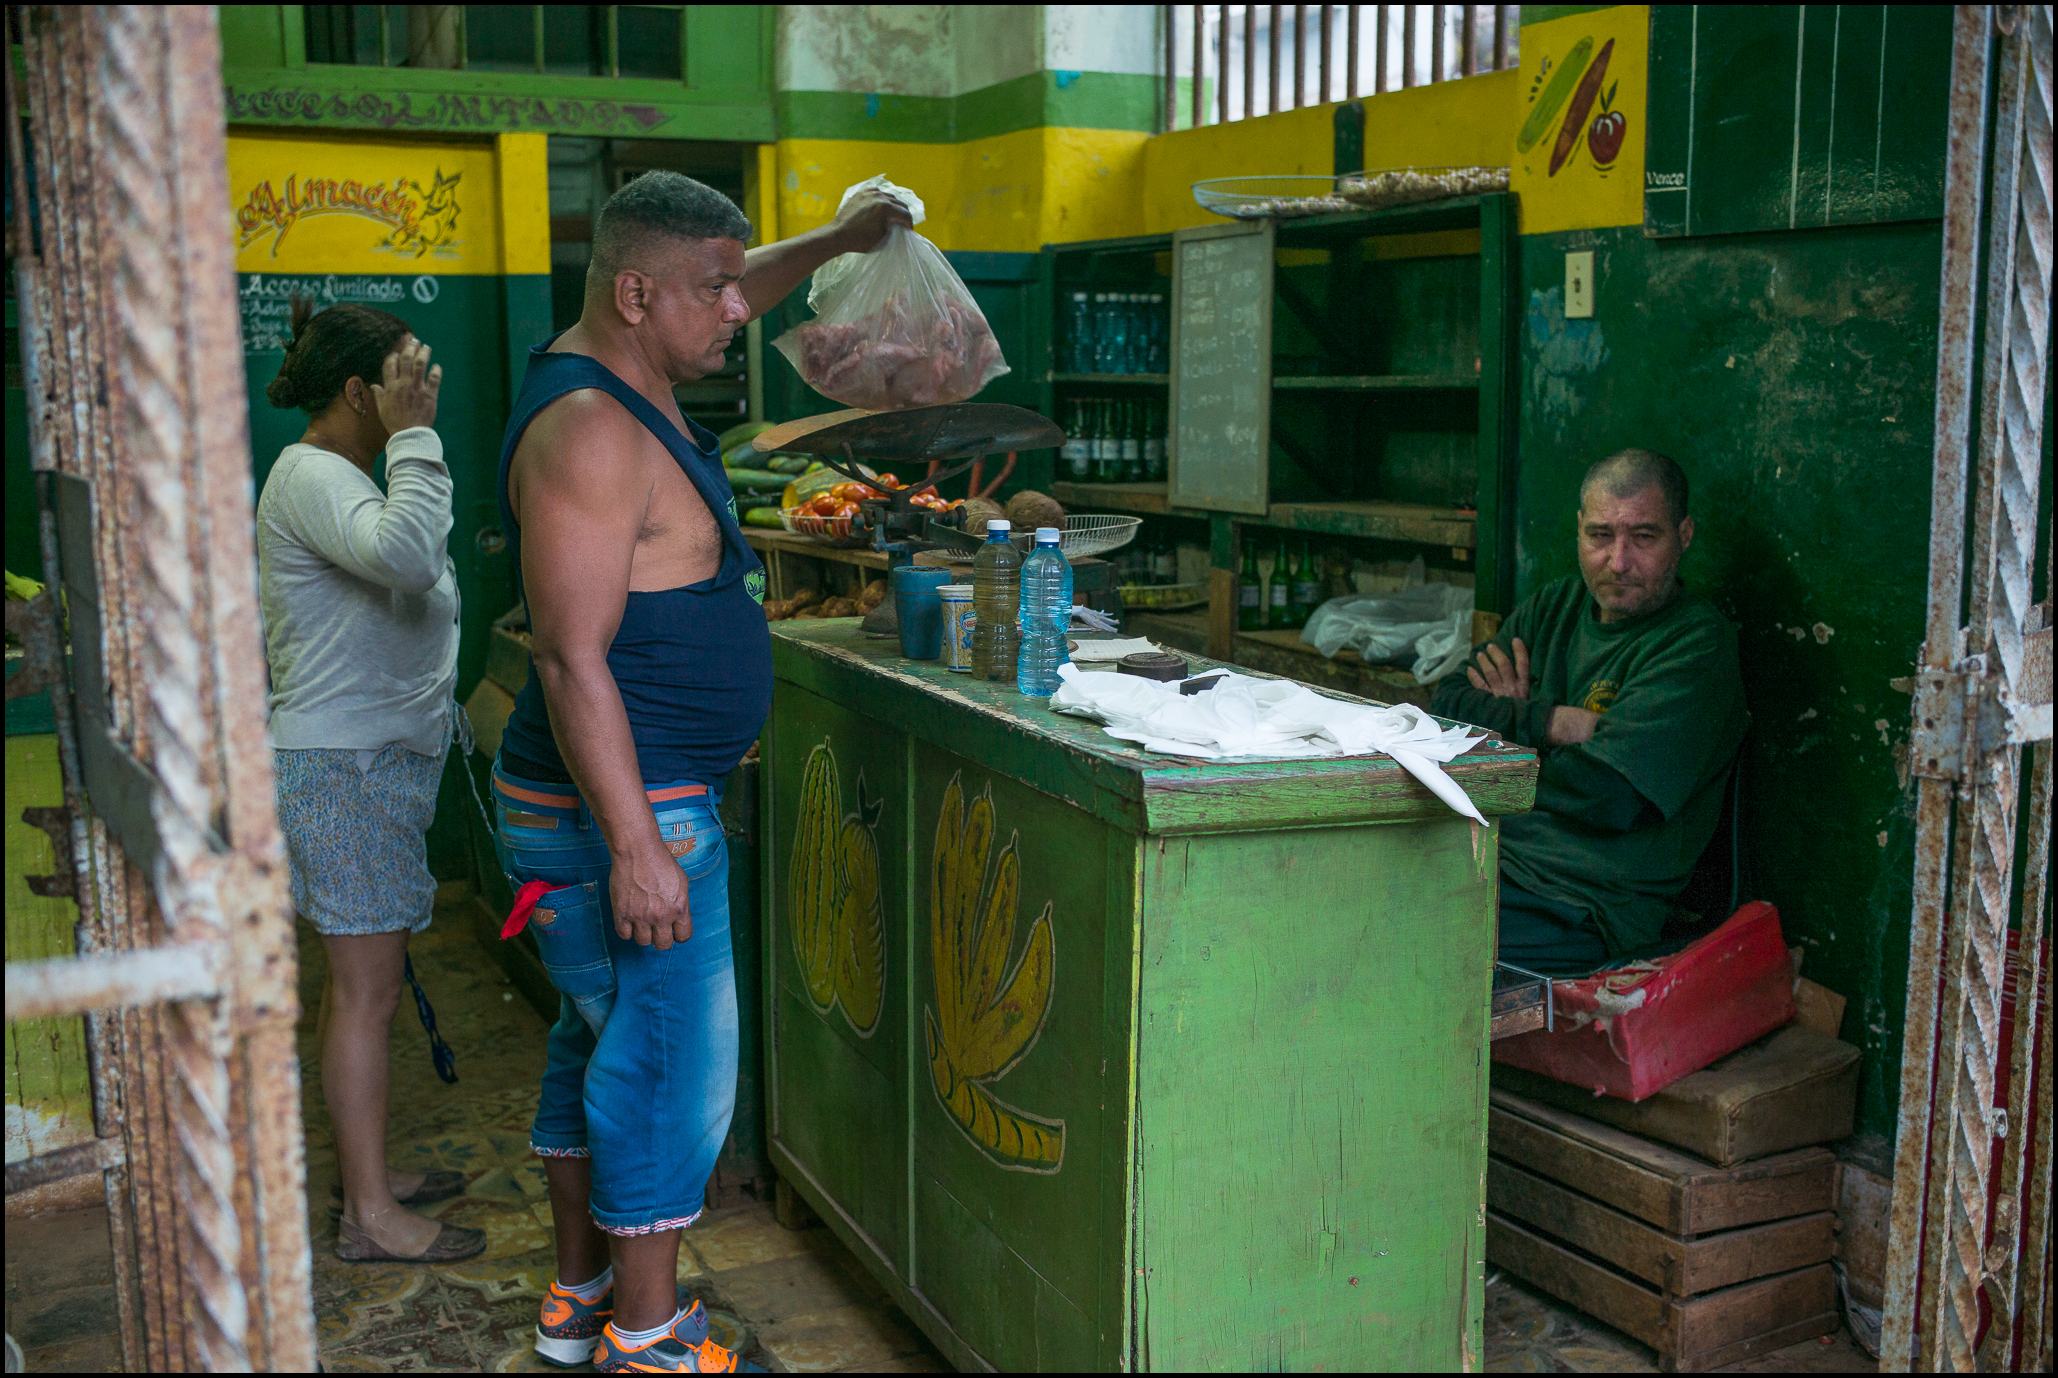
[591, 1320, 761, 1374]
[535, 1283, 707, 1368]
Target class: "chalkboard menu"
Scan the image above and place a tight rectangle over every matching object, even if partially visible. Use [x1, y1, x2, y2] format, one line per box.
[1169, 221, 1273, 515]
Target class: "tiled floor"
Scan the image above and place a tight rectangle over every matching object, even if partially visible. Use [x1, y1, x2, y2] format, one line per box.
[4, 888, 1872, 1373]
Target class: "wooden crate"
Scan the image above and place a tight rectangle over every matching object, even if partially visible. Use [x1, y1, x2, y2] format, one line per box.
[1489, 1214, 1839, 1372]
[1486, 1090, 1839, 1369]
[1488, 1091, 1835, 1234]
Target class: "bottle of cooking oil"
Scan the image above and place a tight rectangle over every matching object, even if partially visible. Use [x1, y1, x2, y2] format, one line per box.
[972, 520, 1021, 681]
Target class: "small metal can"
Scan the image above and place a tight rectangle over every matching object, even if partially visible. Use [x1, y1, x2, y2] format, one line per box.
[938, 585, 976, 673]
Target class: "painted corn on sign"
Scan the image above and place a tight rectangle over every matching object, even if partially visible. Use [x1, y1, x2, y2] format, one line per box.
[925, 773, 1065, 1174]
[788, 742, 887, 1036]
[226, 132, 503, 274]
[1509, 6, 1649, 235]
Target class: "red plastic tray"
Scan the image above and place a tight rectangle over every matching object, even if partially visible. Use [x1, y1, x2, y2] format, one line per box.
[1492, 901, 1796, 1102]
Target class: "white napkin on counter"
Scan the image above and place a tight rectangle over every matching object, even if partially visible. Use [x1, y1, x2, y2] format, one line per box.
[1047, 664, 1490, 823]
[1066, 636, 1163, 664]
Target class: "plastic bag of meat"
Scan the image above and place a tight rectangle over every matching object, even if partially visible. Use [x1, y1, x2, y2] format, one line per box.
[772, 178, 1009, 411]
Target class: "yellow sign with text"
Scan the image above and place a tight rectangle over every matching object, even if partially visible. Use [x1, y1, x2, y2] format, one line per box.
[227, 131, 505, 275]
[1509, 6, 1648, 235]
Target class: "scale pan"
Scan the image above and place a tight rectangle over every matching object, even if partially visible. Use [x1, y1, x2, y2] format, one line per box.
[750, 403, 1061, 463]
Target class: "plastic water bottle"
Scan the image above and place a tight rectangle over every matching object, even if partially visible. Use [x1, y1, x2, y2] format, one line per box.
[1016, 527, 1073, 697]
[972, 520, 1022, 682]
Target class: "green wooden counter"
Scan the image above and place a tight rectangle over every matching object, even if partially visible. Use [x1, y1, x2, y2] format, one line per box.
[761, 621, 1538, 1371]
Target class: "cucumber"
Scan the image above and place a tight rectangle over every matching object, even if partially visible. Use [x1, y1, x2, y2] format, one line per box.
[769, 454, 812, 475]
[1516, 36, 1593, 154]
[725, 467, 789, 492]
[743, 506, 786, 529]
[717, 418, 777, 452]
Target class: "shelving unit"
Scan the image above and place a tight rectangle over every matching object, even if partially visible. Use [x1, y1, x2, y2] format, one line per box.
[1050, 481, 1176, 516]
[1037, 198, 1515, 698]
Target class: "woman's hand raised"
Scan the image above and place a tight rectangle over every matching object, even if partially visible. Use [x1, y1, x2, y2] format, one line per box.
[371, 335, 443, 434]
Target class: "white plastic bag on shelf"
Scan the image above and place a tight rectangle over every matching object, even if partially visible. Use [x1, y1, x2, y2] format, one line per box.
[1300, 560, 1474, 684]
[772, 175, 1009, 411]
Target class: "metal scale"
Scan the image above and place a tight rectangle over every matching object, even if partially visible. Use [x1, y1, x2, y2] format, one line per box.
[750, 403, 1064, 564]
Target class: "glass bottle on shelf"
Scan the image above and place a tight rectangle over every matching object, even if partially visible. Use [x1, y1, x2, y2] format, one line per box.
[1153, 293, 1170, 373]
[1143, 398, 1167, 481]
[1267, 537, 1293, 628]
[1107, 295, 1131, 376]
[1152, 531, 1179, 584]
[1060, 398, 1092, 481]
[1066, 291, 1092, 373]
[1090, 294, 1110, 372]
[1093, 399, 1118, 482]
[1119, 398, 1142, 481]
[1291, 542, 1323, 622]
[1238, 544, 1265, 630]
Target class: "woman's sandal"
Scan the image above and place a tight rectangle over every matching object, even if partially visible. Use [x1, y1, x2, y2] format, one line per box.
[328, 1169, 467, 1215]
[334, 1216, 487, 1264]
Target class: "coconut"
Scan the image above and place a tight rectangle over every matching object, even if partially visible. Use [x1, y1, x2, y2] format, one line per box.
[1004, 490, 1066, 535]
[958, 496, 1006, 533]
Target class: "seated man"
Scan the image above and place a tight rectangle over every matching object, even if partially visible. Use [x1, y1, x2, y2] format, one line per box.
[1432, 449, 1747, 975]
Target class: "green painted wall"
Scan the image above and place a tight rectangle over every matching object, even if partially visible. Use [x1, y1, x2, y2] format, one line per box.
[216, 6, 776, 142]
[1513, 221, 1944, 1142]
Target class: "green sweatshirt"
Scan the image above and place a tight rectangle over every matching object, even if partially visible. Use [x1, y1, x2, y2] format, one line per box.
[1431, 575, 1748, 955]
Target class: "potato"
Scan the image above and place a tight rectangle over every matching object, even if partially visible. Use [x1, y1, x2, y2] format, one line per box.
[819, 597, 859, 618]
[789, 587, 823, 610]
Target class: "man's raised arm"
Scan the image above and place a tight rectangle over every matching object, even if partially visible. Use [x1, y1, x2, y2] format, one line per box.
[739, 188, 914, 321]
[516, 394, 694, 949]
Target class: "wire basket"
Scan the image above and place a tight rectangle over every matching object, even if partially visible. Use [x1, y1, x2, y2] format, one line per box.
[933, 515, 1143, 564]
[1192, 175, 1356, 220]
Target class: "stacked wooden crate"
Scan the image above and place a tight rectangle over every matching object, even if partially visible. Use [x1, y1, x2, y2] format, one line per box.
[1487, 1090, 1840, 1371]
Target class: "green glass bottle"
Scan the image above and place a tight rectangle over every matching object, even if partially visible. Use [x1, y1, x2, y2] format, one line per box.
[1290, 542, 1322, 627]
[1267, 537, 1292, 628]
[1237, 543, 1264, 630]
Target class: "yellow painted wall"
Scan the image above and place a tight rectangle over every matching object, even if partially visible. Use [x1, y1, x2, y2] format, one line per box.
[226, 129, 549, 277]
[1143, 69, 1520, 237]
[772, 126, 1149, 254]
[763, 10, 1645, 256]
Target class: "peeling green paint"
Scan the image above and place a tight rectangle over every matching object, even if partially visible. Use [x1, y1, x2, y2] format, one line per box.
[1516, 222, 1943, 1142]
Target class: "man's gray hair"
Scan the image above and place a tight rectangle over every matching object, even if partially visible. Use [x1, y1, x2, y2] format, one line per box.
[588, 171, 752, 292]
[1580, 448, 1690, 525]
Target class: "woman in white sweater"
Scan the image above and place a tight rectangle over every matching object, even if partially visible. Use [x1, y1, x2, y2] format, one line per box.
[257, 300, 484, 1264]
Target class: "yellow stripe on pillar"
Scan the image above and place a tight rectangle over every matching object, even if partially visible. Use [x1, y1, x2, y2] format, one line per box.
[495, 132, 551, 276]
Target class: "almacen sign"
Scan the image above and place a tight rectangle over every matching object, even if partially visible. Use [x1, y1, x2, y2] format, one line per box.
[226, 131, 507, 276]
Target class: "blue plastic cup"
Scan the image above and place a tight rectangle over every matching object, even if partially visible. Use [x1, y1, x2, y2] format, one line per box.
[891, 565, 954, 661]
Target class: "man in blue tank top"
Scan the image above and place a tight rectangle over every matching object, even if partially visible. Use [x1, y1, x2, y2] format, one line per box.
[490, 171, 909, 1374]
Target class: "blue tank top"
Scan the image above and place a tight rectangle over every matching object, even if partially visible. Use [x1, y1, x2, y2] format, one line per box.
[497, 335, 771, 787]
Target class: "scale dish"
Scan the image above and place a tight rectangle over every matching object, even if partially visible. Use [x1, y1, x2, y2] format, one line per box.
[929, 514, 1142, 564]
[1191, 175, 1356, 219]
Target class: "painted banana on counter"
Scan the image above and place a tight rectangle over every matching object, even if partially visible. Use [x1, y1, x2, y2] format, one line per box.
[925, 773, 1065, 1174]
[788, 742, 885, 1037]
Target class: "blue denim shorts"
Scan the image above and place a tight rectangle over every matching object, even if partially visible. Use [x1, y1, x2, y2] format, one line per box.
[491, 760, 738, 1236]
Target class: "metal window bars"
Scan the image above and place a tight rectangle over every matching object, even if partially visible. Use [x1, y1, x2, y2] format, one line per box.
[1164, 4, 1518, 131]
[1883, 5, 2055, 1373]
[5, 7, 316, 1371]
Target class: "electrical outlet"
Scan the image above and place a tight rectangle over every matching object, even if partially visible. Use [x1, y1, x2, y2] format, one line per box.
[1565, 250, 1595, 318]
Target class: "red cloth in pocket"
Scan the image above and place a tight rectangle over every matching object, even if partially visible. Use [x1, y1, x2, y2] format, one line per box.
[501, 878, 563, 940]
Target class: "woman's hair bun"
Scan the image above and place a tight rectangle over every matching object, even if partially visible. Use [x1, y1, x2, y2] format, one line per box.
[263, 372, 298, 409]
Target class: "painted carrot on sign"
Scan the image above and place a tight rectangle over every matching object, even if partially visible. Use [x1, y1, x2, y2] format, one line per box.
[1549, 38, 1616, 177]
[1516, 35, 1593, 154]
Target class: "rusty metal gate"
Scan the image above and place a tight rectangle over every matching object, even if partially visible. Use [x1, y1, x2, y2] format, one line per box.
[3, 6, 317, 1370]
[1885, 5, 2055, 1373]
